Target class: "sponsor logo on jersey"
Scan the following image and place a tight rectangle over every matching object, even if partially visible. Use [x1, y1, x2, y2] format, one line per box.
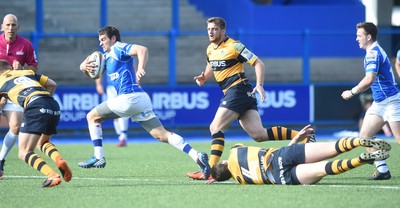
[240, 48, 254, 61]
[366, 50, 378, 62]
[221, 49, 226, 57]
[109, 72, 119, 81]
[14, 76, 35, 87]
[210, 60, 226, 68]
[278, 156, 286, 185]
[233, 43, 245, 52]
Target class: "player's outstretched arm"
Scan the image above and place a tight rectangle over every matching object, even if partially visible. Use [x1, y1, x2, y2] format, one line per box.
[288, 124, 315, 145]
[194, 65, 213, 86]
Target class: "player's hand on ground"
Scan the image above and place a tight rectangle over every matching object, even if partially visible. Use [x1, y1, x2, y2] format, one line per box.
[194, 72, 206, 86]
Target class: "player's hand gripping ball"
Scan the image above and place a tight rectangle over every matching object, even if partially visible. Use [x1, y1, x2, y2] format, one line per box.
[83, 51, 105, 79]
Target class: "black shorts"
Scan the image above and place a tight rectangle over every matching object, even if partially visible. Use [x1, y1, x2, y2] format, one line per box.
[220, 84, 258, 116]
[20, 96, 60, 135]
[268, 144, 305, 185]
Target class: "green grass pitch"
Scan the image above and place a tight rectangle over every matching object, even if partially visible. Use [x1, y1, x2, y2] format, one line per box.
[0, 139, 399, 208]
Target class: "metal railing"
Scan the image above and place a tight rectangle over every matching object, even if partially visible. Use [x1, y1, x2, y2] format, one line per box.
[20, 0, 400, 87]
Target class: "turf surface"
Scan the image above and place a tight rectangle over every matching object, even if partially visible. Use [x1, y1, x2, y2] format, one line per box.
[0, 139, 399, 208]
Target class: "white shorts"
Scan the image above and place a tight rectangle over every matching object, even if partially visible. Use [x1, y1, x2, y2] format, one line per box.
[106, 85, 117, 99]
[2, 100, 23, 112]
[367, 93, 400, 122]
[106, 92, 157, 122]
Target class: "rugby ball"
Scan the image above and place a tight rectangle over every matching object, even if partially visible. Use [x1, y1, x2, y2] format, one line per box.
[84, 51, 105, 79]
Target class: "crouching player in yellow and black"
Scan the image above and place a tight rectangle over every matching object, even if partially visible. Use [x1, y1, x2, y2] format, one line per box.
[209, 125, 391, 185]
[0, 59, 72, 187]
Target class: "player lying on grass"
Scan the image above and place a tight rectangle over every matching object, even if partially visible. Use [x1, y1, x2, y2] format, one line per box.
[0, 59, 72, 187]
[209, 126, 391, 185]
[188, 124, 316, 180]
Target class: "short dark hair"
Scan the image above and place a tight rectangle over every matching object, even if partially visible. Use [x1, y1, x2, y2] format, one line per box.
[356, 22, 378, 42]
[207, 17, 226, 30]
[0, 59, 11, 71]
[98, 25, 121, 42]
[210, 162, 232, 181]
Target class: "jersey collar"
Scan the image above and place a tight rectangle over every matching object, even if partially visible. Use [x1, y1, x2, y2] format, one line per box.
[213, 36, 229, 49]
[366, 41, 378, 54]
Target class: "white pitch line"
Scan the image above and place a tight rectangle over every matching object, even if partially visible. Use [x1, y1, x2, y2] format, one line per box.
[311, 184, 400, 190]
[72, 177, 168, 182]
[5, 175, 172, 182]
[4, 175, 400, 189]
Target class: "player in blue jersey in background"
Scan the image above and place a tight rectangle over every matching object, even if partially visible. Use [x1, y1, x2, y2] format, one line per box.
[78, 26, 211, 178]
[395, 49, 400, 79]
[341, 22, 400, 180]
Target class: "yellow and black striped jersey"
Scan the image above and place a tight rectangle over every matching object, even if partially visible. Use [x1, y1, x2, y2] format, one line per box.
[206, 36, 258, 94]
[228, 146, 276, 184]
[0, 69, 50, 108]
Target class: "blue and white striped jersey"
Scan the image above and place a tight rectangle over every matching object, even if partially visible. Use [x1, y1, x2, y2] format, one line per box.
[397, 49, 400, 62]
[364, 42, 398, 102]
[104, 41, 143, 95]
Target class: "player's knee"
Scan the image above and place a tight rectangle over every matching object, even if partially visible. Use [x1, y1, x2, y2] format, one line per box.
[86, 111, 101, 123]
[8, 124, 20, 135]
[209, 125, 222, 135]
[18, 151, 27, 161]
[252, 136, 265, 142]
[249, 132, 267, 142]
[36, 140, 45, 148]
[86, 112, 94, 122]
[209, 126, 215, 133]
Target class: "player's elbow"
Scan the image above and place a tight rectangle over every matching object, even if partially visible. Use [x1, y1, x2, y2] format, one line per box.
[254, 59, 265, 69]
[137, 45, 148, 56]
[45, 79, 57, 95]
